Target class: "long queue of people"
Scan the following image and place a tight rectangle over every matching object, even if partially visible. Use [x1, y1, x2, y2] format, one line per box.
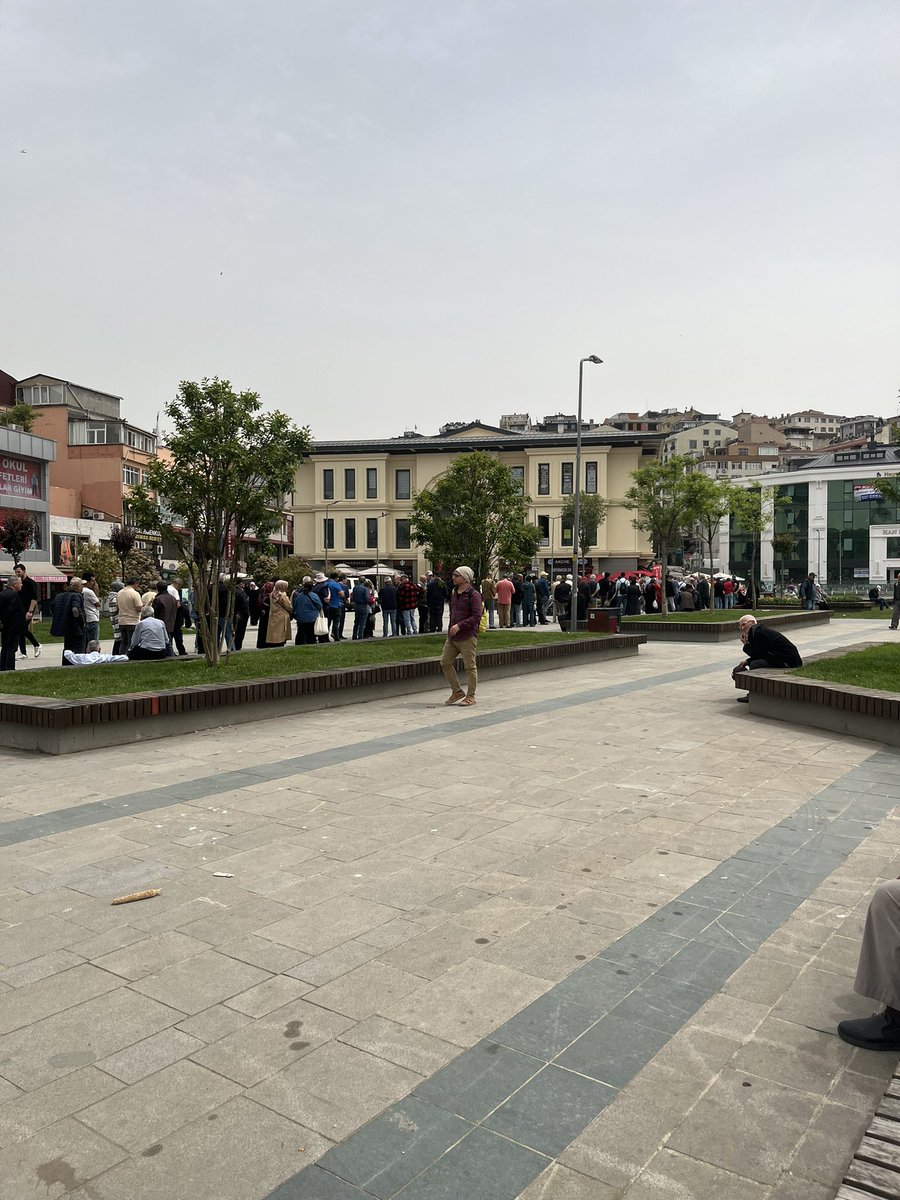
[549, 570, 754, 619]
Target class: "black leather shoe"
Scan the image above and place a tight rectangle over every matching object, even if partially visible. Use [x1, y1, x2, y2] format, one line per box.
[838, 1008, 900, 1050]
[736, 695, 750, 703]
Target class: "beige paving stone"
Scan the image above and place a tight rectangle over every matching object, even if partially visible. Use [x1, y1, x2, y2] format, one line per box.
[379, 956, 547, 1044]
[771, 964, 875, 1032]
[286, 938, 382, 986]
[0, 1116, 126, 1200]
[95, 1027, 204, 1083]
[625, 1149, 767, 1199]
[0, 988, 185, 1090]
[129, 950, 270, 1014]
[0, 964, 121, 1037]
[303, 960, 423, 1020]
[93, 930, 211, 980]
[258, 895, 401, 953]
[666, 1069, 820, 1185]
[690, 993, 771, 1042]
[0, 916, 94, 968]
[730, 1015, 852, 1093]
[216, 933, 307, 973]
[0, 1067, 123, 1149]
[79, 1060, 242, 1153]
[189, 997, 355, 1086]
[249, 1041, 421, 1139]
[518, 1163, 621, 1199]
[337, 1015, 461, 1075]
[175, 1003, 252, 1044]
[88, 1096, 328, 1200]
[786, 1099, 874, 1187]
[378, 920, 497, 980]
[223, 974, 312, 1017]
[480, 911, 617, 982]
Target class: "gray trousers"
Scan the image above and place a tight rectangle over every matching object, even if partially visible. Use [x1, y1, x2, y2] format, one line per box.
[855, 879, 900, 1009]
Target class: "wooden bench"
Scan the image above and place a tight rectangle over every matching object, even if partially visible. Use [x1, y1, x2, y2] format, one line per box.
[838, 1073, 900, 1198]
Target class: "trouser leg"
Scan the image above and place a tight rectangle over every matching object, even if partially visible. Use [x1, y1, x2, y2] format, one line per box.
[854, 881, 900, 1009]
[440, 638, 462, 693]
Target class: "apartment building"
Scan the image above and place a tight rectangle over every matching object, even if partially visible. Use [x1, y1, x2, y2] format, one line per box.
[17, 374, 163, 569]
[662, 420, 735, 462]
[293, 421, 663, 577]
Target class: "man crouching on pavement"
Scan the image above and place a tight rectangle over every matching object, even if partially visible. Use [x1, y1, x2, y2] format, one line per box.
[731, 614, 802, 703]
[441, 566, 483, 707]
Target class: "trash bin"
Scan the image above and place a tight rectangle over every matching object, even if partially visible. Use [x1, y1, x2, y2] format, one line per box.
[588, 608, 620, 634]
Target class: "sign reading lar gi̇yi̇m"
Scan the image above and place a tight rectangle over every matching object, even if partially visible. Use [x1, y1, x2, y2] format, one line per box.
[0, 457, 42, 500]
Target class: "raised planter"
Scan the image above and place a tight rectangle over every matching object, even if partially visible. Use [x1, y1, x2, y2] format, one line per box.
[619, 610, 831, 642]
[735, 641, 900, 745]
[0, 634, 646, 755]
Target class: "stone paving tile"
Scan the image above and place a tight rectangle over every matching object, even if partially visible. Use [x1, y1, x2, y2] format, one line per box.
[484, 1065, 617, 1158]
[93, 930, 211, 980]
[625, 1148, 768, 1199]
[175, 1002, 252, 1044]
[95, 1027, 205, 1083]
[0, 963, 120, 1036]
[337, 1016, 461, 1077]
[249, 1041, 422, 1141]
[303, 961, 424, 1020]
[189, 997, 355, 1087]
[0, 988, 185, 1090]
[0, 1120, 124, 1199]
[129, 949, 271, 1014]
[224, 975, 312, 1017]
[89, 1096, 328, 1200]
[0, 1066, 123, 1150]
[315, 1095, 469, 1199]
[517, 1163, 621, 1200]
[385, 1125, 549, 1200]
[259, 896, 403, 955]
[379, 957, 548, 1045]
[665, 1068, 820, 1186]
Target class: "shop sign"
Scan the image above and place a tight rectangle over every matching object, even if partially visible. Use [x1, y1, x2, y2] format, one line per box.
[0, 456, 42, 500]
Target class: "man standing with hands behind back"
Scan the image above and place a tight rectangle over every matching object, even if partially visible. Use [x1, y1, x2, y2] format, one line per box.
[13, 563, 41, 658]
[441, 566, 483, 708]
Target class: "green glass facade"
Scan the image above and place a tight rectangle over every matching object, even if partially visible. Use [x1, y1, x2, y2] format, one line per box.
[823, 480, 900, 585]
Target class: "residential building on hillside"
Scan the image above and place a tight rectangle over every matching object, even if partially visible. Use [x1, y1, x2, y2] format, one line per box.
[292, 421, 663, 577]
[772, 409, 846, 450]
[662, 421, 735, 461]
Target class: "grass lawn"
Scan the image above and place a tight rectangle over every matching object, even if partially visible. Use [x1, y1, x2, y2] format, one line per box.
[829, 607, 893, 620]
[622, 609, 788, 623]
[0, 630, 584, 701]
[37, 617, 116, 644]
[793, 643, 900, 692]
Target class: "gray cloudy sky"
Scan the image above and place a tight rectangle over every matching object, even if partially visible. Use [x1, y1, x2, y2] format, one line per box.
[2, 1, 898, 439]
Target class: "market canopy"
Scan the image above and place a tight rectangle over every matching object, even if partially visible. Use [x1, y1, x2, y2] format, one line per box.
[0, 561, 67, 582]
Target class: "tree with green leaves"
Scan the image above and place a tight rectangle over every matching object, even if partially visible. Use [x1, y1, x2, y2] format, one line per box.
[0, 404, 37, 432]
[730, 484, 787, 605]
[72, 542, 120, 595]
[624, 456, 699, 618]
[560, 492, 608, 561]
[770, 531, 798, 597]
[409, 451, 541, 584]
[128, 377, 311, 665]
[249, 553, 279, 584]
[685, 473, 739, 578]
[278, 554, 314, 591]
[108, 524, 136, 581]
[0, 510, 36, 566]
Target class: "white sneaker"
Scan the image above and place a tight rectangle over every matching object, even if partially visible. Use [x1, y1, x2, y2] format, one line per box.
[16, 652, 26, 659]
[34, 646, 41, 657]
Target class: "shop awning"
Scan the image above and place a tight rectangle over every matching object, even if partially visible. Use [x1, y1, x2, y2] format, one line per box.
[2, 562, 69, 583]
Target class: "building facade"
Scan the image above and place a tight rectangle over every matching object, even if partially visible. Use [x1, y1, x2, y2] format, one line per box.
[18, 374, 163, 572]
[293, 422, 663, 577]
[0, 424, 66, 593]
[728, 443, 900, 588]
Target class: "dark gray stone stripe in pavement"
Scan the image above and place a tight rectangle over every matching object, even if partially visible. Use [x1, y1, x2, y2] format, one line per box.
[0, 658, 731, 849]
[263, 750, 900, 1200]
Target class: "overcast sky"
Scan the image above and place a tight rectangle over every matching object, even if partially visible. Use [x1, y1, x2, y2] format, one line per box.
[2, 1, 898, 440]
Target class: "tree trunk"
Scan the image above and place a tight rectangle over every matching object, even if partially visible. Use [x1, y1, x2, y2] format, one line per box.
[660, 542, 669, 618]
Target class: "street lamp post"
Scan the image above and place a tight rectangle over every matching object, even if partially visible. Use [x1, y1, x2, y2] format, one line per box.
[837, 528, 850, 587]
[571, 356, 603, 633]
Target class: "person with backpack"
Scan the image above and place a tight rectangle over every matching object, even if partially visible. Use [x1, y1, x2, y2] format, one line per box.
[51, 577, 87, 666]
[441, 566, 483, 707]
[798, 573, 817, 611]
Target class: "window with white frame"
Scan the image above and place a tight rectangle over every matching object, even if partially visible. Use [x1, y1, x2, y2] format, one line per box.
[123, 464, 141, 486]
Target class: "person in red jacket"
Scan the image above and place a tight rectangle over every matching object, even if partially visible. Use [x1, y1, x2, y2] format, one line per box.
[396, 574, 420, 635]
[442, 566, 483, 707]
[494, 576, 514, 628]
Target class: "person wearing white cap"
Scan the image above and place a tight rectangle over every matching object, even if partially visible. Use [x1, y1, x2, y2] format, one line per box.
[441, 566, 483, 706]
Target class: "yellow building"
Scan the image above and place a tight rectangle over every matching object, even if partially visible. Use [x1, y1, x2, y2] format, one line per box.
[292, 421, 663, 577]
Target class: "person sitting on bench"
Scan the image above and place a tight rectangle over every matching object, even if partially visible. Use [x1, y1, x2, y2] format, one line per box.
[127, 607, 170, 660]
[838, 880, 900, 1050]
[731, 615, 802, 702]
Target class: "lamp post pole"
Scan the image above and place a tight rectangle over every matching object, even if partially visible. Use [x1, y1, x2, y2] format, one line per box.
[571, 356, 603, 633]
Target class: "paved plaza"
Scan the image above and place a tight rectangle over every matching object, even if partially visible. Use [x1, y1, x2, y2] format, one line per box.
[1, 620, 898, 1199]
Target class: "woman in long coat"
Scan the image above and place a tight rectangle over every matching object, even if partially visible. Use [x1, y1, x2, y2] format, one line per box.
[255, 581, 274, 648]
[265, 580, 292, 647]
